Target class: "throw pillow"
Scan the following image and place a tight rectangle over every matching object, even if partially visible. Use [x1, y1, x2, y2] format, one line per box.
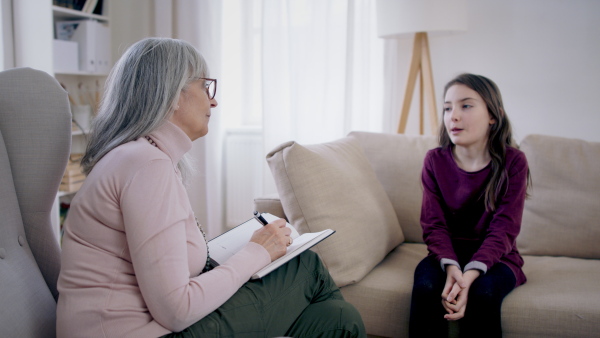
[266, 136, 404, 287]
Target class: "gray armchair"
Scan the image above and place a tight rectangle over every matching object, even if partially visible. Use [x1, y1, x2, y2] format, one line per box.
[0, 67, 71, 337]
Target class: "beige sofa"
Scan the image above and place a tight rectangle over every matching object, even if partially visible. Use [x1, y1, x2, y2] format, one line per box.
[255, 131, 600, 338]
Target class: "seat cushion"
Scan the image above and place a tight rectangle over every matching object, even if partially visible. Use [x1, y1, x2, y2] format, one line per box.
[266, 137, 404, 287]
[340, 243, 427, 338]
[518, 134, 600, 258]
[502, 255, 600, 338]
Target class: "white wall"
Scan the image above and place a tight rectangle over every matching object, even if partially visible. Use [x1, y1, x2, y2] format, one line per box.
[0, 0, 13, 70]
[109, 0, 154, 62]
[395, 0, 600, 142]
[112, 0, 600, 143]
[12, 0, 53, 74]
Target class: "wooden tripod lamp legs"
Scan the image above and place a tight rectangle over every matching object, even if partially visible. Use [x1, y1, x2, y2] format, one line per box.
[397, 32, 439, 135]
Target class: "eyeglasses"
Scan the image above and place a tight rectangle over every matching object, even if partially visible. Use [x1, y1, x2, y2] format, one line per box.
[200, 78, 217, 100]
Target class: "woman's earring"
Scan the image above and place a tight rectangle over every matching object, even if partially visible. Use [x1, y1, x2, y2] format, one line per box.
[175, 105, 180, 110]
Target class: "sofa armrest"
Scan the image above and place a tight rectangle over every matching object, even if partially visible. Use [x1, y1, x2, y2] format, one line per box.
[254, 193, 287, 220]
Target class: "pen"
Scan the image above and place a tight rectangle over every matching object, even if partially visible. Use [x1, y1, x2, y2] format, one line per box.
[253, 211, 269, 226]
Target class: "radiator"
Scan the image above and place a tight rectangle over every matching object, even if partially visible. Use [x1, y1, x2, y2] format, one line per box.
[224, 127, 264, 229]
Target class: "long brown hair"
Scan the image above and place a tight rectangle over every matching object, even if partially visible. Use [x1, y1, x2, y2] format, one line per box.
[439, 73, 530, 211]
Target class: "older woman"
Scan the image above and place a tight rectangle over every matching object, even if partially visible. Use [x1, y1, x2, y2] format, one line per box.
[57, 38, 365, 338]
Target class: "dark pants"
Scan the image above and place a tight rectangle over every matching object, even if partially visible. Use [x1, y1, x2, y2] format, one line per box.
[409, 255, 516, 338]
[162, 250, 366, 338]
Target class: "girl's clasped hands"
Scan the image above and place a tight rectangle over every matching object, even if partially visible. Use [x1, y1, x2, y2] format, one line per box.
[441, 266, 481, 321]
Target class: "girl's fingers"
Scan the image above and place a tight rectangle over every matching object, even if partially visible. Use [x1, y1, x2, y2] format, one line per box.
[446, 282, 462, 302]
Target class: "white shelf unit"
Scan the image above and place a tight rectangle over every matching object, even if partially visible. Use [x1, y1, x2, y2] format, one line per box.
[55, 70, 109, 76]
[51, 2, 111, 241]
[52, 4, 110, 22]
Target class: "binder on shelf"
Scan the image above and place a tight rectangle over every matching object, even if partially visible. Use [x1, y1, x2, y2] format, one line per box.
[54, 0, 103, 14]
[75, 0, 87, 11]
[54, 0, 84, 10]
[81, 0, 99, 13]
[57, 19, 111, 74]
[94, 21, 111, 73]
[92, 0, 105, 15]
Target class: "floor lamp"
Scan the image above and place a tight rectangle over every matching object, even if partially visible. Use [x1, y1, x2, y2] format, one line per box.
[375, 0, 467, 134]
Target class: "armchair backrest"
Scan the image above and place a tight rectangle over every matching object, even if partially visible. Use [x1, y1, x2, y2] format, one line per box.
[0, 67, 71, 337]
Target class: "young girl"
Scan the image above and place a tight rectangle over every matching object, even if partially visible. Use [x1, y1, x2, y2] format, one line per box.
[409, 73, 531, 338]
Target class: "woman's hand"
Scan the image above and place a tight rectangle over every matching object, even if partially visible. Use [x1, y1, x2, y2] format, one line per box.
[442, 269, 480, 321]
[249, 219, 292, 262]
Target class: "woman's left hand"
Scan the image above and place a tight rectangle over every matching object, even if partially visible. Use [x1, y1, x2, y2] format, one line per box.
[442, 269, 480, 321]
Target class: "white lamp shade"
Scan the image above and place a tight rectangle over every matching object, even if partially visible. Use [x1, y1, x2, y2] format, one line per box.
[376, 0, 468, 38]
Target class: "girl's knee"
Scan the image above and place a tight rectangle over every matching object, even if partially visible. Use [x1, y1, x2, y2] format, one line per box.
[469, 278, 507, 304]
[470, 284, 495, 302]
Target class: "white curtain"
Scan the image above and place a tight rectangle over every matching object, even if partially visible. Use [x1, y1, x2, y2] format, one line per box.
[153, 0, 225, 238]
[161, 0, 400, 235]
[262, 0, 386, 146]
[222, 0, 393, 195]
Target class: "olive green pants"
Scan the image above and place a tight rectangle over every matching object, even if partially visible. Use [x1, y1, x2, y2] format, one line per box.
[162, 251, 365, 338]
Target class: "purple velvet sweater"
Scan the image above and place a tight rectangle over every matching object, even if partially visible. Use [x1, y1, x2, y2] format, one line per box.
[420, 146, 528, 286]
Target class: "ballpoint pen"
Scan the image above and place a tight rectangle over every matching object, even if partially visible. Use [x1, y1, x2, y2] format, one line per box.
[253, 211, 269, 226]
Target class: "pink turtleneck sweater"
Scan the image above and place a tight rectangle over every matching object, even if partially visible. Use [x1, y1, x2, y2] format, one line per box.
[57, 121, 270, 337]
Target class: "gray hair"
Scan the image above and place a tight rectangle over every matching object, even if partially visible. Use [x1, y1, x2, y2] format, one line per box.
[81, 37, 209, 183]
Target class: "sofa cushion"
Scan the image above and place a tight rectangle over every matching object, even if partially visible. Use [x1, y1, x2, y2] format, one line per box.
[266, 137, 404, 287]
[502, 255, 600, 338]
[518, 135, 600, 258]
[340, 243, 427, 338]
[348, 131, 438, 243]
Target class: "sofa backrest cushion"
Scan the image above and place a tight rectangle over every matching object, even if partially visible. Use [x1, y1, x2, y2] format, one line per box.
[266, 136, 404, 287]
[518, 134, 600, 258]
[349, 131, 438, 243]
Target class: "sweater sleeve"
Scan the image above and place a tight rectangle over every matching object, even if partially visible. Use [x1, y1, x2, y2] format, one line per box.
[420, 150, 459, 266]
[121, 159, 270, 332]
[469, 150, 528, 272]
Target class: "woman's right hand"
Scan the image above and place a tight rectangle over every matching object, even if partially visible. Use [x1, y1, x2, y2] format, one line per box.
[249, 219, 291, 262]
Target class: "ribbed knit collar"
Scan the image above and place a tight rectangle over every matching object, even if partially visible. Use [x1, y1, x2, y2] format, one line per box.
[147, 121, 192, 164]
